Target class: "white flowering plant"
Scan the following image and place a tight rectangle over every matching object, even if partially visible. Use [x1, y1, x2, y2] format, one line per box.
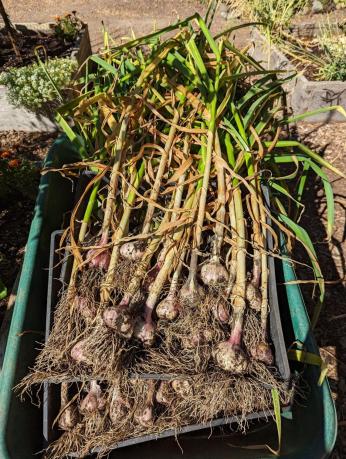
[0, 58, 77, 112]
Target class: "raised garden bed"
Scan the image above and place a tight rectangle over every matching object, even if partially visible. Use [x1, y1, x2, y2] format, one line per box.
[249, 27, 346, 122]
[0, 22, 91, 132]
[0, 130, 57, 367]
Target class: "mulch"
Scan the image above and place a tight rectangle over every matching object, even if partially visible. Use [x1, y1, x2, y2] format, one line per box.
[293, 122, 346, 458]
[0, 131, 56, 316]
[0, 27, 75, 72]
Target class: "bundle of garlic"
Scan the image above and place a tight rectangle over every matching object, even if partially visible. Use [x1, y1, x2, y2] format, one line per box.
[19, 8, 343, 458]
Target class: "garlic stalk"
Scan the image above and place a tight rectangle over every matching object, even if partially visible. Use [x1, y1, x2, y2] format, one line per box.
[87, 115, 129, 270]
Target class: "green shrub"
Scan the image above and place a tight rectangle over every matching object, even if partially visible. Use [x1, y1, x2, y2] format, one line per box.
[0, 58, 77, 112]
[334, 0, 346, 9]
[318, 24, 346, 80]
[319, 55, 346, 80]
[249, 0, 306, 32]
[53, 11, 84, 42]
[0, 154, 39, 203]
[226, 0, 307, 32]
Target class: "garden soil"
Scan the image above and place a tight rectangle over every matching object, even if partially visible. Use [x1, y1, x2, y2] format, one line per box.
[0, 29, 78, 72]
[0, 132, 56, 314]
[295, 122, 346, 459]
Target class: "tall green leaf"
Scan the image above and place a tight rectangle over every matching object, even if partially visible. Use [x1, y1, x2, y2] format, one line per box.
[279, 212, 325, 327]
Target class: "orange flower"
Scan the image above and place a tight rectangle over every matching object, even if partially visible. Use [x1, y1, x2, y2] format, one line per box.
[54, 15, 61, 21]
[0, 151, 12, 159]
[8, 159, 20, 168]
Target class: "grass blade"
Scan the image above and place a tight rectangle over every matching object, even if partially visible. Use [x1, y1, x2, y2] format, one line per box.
[282, 105, 346, 123]
[266, 140, 345, 178]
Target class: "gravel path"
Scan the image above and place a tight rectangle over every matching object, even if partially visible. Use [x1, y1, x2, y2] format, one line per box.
[3, 0, 239, 50]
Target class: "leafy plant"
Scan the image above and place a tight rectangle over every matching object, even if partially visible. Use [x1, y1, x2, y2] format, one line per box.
[334, 0, 346, 9]
[318, 21, 346, 80]
[225, 0, 342, 83]
[55, 12, 345, 333]
[278, 17, 346, 81]
[234, 0, 346, 82]
[0, 277, 7, 300]
[319, 55, 346, 80]
[226, 0, 307, 33]
[0, 57, 77, 111]
[0, 151, 40, 203]
[251, 0, 306, 33]
[19, 10, 345, 455]
[53, 11, 84, 43]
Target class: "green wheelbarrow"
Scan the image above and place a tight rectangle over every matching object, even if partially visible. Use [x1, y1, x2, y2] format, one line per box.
[0, 137, 337, 458]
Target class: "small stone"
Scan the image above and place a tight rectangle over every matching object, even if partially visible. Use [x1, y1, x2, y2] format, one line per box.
[219, 3, 229, 19]
[312, 0, 324, 13]
[301, 6, 311, 15]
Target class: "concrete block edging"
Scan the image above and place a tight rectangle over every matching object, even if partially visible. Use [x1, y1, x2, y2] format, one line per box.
[248, 27, 346, 123]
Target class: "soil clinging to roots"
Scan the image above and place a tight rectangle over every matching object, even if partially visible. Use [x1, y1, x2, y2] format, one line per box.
[138, 304, 268, 376]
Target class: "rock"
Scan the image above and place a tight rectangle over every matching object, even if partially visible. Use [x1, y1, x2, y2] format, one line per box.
[219, 3, 229, 19]
[312, 0, 324, 13]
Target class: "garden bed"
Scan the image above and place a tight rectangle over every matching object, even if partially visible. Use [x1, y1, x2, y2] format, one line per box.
[0, 22, 91, 132]
[0, 131, 56, 313]
[1, 23, 76, 72]
[289, 18, 345, 39]
[249, 27, 346, 122]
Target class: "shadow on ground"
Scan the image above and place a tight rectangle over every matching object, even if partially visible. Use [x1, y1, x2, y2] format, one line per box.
[293, 123, 346, 458]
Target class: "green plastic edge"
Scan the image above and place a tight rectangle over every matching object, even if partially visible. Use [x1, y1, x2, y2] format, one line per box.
[0, 136, 76, 458]
[281, 254, 337, 458]
[0, 171, 49, 457]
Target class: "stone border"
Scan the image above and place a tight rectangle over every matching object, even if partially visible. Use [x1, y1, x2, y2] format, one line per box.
[0, 23, 92, 132]
[248, 28, 346, 123]
[289, 20, 341, 39]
